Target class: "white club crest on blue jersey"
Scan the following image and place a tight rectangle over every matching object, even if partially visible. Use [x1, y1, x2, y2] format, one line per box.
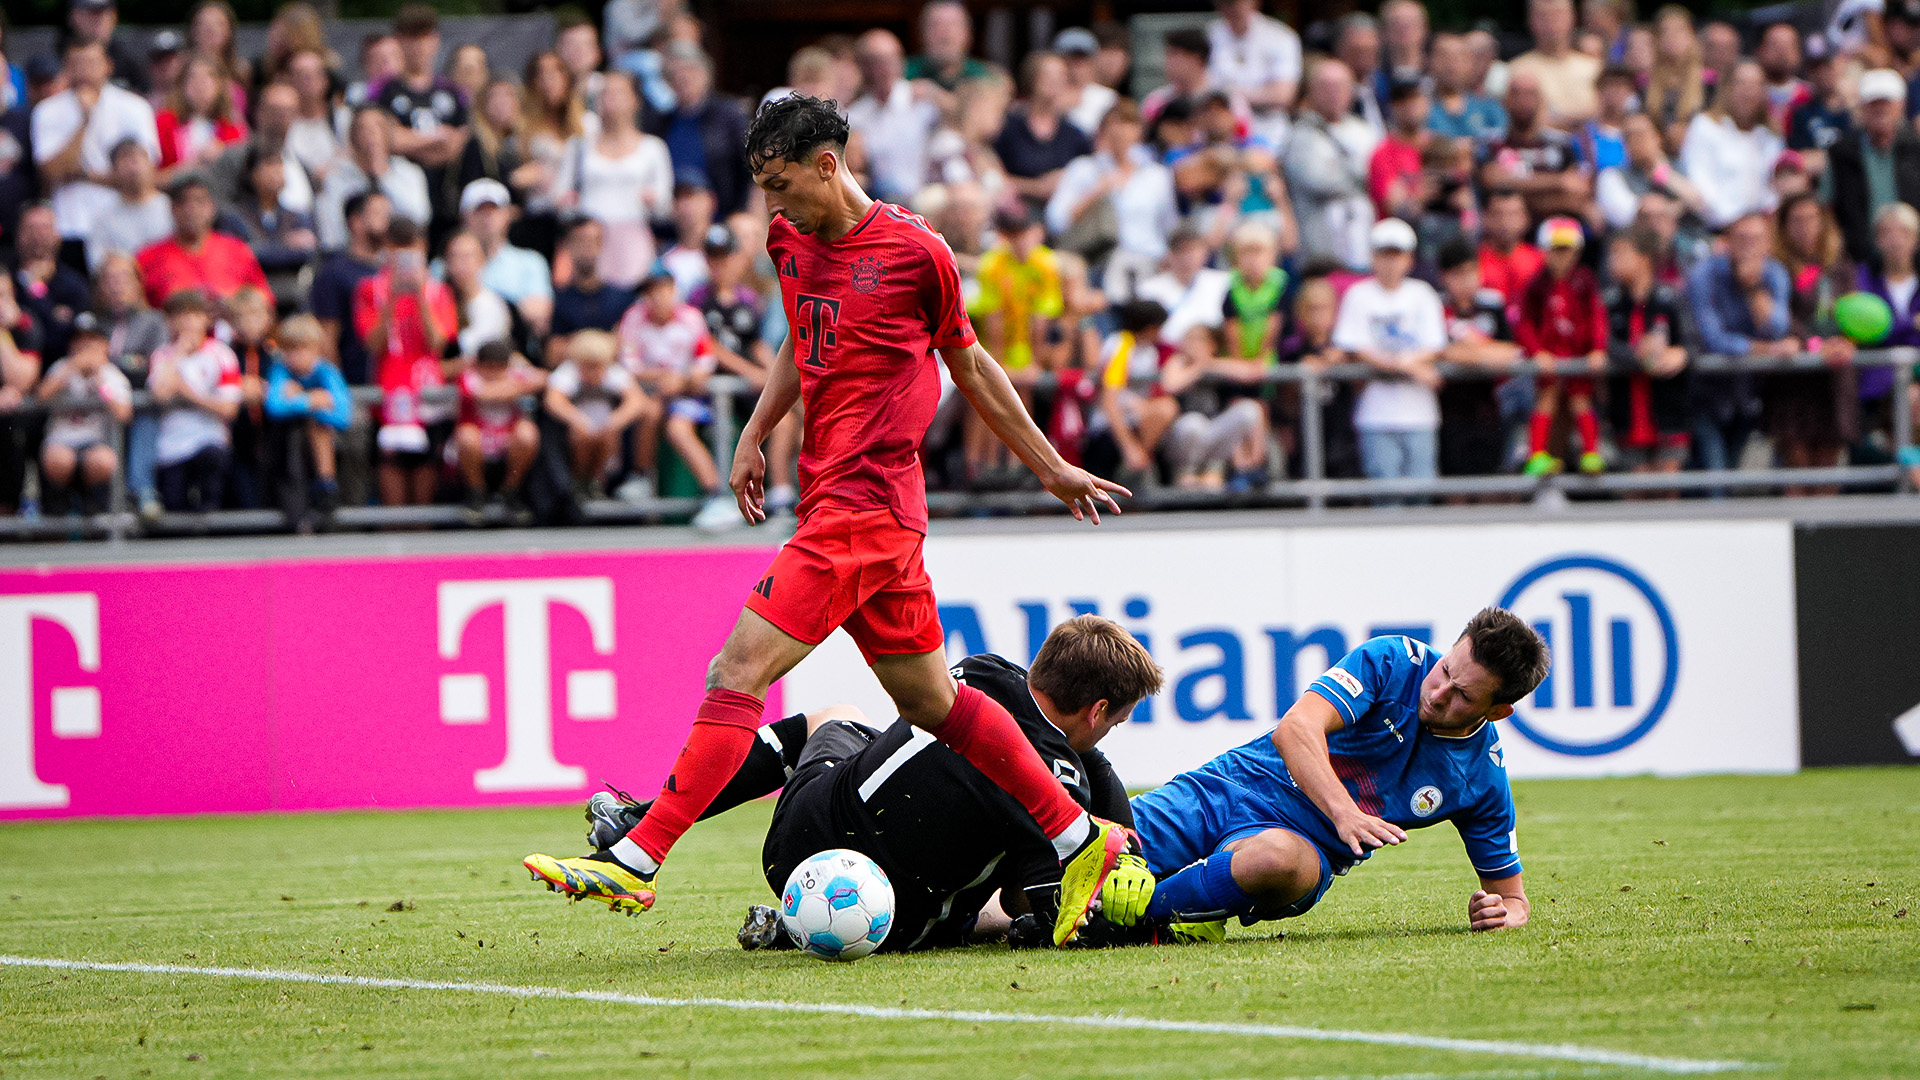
[1410, 785, 1444, 817]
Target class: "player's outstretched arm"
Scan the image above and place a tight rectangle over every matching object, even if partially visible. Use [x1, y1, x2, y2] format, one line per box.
[729, 336, 803, 524]
[941, 341, 1130, 523]
[1469, 873, 1529, 931]
[1271, 693, 1408, 856]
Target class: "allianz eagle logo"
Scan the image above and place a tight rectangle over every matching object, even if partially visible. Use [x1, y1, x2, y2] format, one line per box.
[1498, 555, 1680, 757]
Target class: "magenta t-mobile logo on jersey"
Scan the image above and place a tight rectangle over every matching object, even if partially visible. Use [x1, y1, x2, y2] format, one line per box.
[0, 593, 102, 810]
[436, 578, 619, 793]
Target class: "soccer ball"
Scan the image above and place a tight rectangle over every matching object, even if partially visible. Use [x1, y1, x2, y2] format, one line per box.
[779, 849, 895, 961]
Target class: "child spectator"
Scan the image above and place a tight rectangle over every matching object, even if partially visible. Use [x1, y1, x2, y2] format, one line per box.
[1436, 239, 1522, 479]
[354, 217, 458, 506]
[973, 205, 1064, 374]
[544, 329, 650, 501]
[1333, 219, 1448, 485]
[1221, 220, 1287, 363]
[967, 205, 1063, 486]
[1093, 298, 1182, 484]
[35, 312, 131, 515]
[616, 272, 731, 525]
[1276, 274, 1359, 478]
[223, 286, 276, 507]
[454, 339, 545, 524]
[1157, 350, 1271, 491]
[1604, 226, 1692, 483]
[148, 289, 242, 511]
[262, 313, 351, 529]
[1517, 217, 1609, 476]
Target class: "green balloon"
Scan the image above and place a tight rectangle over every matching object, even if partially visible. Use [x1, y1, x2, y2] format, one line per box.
[1835, 291, 1894, 346]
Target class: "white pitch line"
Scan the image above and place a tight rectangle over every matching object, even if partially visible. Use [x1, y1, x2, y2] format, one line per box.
[0, 955, 1756, 1075]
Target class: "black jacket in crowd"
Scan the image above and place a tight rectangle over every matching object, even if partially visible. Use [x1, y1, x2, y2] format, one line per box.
[1829, 127, 1920, 267]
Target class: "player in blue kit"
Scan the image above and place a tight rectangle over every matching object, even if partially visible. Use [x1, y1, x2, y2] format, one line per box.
[1118, 608, 1550, 938]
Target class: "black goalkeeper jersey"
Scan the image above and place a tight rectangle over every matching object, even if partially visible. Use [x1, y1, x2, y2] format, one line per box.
[769, 653, 1130, 950]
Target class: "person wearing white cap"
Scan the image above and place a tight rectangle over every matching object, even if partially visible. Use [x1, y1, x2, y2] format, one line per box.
[444, 177, 553, 338]
[1829, 68, 1920, 265]
[1678, 60, 1784, 230]
[1331, 218, 1448, 489]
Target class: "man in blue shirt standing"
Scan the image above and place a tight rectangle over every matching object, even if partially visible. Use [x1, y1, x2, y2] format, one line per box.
[1125, 608, 1549, 936]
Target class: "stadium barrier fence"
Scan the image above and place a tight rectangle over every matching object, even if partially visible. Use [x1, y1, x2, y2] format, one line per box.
[1, 349, 1913, 541]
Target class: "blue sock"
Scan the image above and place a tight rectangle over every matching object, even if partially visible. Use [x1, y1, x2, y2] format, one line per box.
[1146, 850, 1259, 921]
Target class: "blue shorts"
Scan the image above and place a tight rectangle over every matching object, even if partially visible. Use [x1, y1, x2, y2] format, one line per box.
[1130, 768, 1341, 921]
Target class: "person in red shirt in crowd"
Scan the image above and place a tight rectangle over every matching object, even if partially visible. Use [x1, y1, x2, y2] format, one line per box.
[154, 54, 246, 180]
[524, 94, 1138, 950]
[137, 174, 272, 312]
[352, 217, 457, 506]
[1515, 217, 1609, 476]
[1368, 77, 1430, 222]
[1478, 190, 1544, 306]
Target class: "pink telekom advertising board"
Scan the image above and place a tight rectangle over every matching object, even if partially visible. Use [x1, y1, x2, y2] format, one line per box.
[0, 545, 779, 820]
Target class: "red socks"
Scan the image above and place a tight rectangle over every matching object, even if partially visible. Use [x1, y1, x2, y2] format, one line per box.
[933, 683, 1085, 841]
[1531, 408, 1600, 456]
[1529, 412, 1553, 455]
[1575, 410, 1600, 455]
[627, 688, 765, 865]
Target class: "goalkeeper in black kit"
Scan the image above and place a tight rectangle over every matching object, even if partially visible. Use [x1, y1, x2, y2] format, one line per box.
[580, 615, 1165, 950]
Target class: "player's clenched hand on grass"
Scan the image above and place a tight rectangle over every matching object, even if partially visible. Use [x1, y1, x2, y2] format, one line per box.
[1468, 889, 1511, 930]
[1331, 808, 1407, 857]
[1467, 874, 1529, 931]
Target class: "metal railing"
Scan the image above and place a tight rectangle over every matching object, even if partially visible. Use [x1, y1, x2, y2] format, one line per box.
[1, 350, 1914, 541]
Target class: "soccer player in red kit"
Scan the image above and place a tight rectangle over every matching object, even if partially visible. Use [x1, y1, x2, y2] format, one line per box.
[525, 95, 1148, 946]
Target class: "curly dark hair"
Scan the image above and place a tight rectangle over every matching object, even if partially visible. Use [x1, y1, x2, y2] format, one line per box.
[745, 93, 851, 174]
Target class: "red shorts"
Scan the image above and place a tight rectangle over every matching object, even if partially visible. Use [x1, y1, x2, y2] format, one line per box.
[1538, 374, 1597, 396]
[744, 506, 944, 664]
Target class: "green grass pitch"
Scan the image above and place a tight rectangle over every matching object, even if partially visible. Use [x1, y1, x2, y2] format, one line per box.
[1, 768, 1915, 1079]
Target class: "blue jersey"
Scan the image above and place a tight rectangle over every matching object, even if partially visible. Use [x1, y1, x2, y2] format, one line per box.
[1133, 636, 1520, 880]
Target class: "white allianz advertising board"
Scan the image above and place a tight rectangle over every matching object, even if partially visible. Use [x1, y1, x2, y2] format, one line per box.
[779, 519, 1800, 785]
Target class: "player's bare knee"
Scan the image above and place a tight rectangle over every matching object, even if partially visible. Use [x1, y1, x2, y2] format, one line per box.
[1229, 830, 1320, 899]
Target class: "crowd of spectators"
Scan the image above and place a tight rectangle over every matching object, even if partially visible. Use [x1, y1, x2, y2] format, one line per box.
[2, 0, 1920, 535]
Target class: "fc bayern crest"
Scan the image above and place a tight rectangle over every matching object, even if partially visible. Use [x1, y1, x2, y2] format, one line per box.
[851, 256, 885, 294]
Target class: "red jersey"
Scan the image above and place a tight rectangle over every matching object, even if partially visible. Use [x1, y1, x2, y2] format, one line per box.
[768, 200, 976, 533]
[1514, 265, 1607, 359]
[1367, 135, 1424, 218]
[351, 269, 459, 391]
[137, 233, 274, 310]
[1478, 243, 1544, 306]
